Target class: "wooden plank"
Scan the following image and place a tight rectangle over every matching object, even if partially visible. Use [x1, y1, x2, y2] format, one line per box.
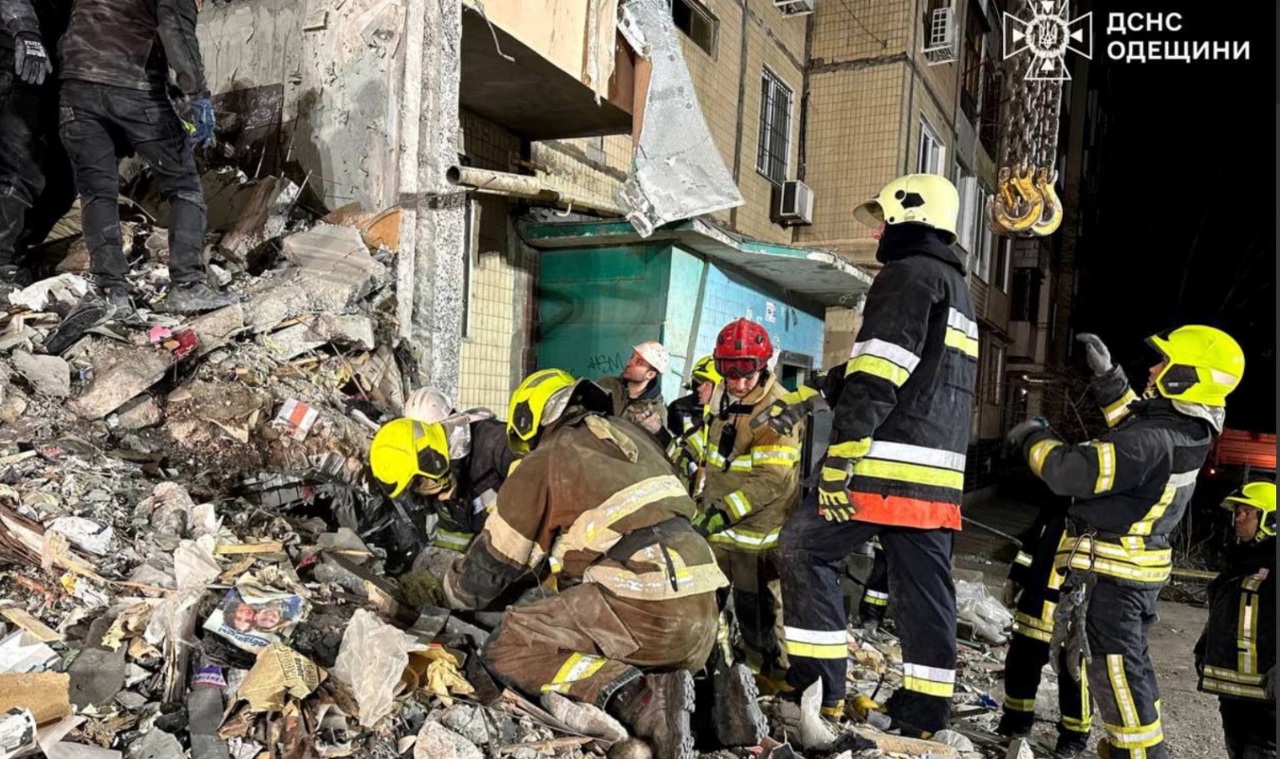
[1, 607, 63, 642]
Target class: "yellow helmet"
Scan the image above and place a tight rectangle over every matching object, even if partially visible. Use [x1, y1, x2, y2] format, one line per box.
[688, 355, 721, 388]
[369, 418, 451, 499]
[1222, 481, 1276, 539]
[507, 369, 616, 455]
[1146, 325, 1244, 407]
[853, 173, 960, 244]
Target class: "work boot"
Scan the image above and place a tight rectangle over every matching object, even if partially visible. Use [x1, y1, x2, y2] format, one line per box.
[712, 663, 767, 747]
[102, 285, 134, 316]
[163, 282, 239, 314]
[996, 709, 1035, 737]
[42, 293, 114, 355]
[1053, 732, 1090, 759]
[609, 671, 697, 759]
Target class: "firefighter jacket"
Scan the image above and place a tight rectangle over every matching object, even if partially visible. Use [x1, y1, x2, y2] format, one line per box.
[825, 224, 978, 530]
[0, 0, 38, 46]
[599, 375, 668, 442]
[428, 418, 519, 552]
[700, 374, 803, 553]
[60, 0, 208, 97]
[1008, 497, 1071, 590]
[443, 409, 728, 610]
[1196, 539, 1275, 700]
[1019, 364, 1216, 588]
[665, 393, 710, 497]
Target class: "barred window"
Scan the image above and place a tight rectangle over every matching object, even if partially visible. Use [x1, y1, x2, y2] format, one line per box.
[756, 69, 793, 186]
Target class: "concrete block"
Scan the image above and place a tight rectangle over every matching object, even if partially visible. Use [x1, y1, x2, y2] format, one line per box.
[242, 272, 312, 332]
[12, 350, 70, 398]
[282, 225, 388, 312]
[114, 396, 163, 431]
[70, 346, 173, 420]
[264, 323, 327, 360]
[218, 176, 301, 263]
[186, 303, 246, 358]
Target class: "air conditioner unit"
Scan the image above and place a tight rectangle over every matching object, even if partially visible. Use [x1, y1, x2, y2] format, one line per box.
[775, 0, 815, 17]
[773, 179, 815, 226]
[923, 5, 959, 65]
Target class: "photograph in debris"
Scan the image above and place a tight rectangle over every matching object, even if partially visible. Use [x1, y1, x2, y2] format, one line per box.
[0, 0, 1271, 759]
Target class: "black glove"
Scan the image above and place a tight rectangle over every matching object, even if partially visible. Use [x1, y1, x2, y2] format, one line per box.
[692, 504, 729, 537]
[1005, 417, 1049, 457]
[1076, 333, 1112, 377]
[13, 32, 52, 86]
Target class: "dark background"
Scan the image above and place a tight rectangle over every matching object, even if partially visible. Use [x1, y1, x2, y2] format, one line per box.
[1071, 0, 1275, 433]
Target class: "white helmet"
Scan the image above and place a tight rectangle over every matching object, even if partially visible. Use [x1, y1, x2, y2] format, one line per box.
[404, 388, 454, 424]
[633, 340, 670, 375]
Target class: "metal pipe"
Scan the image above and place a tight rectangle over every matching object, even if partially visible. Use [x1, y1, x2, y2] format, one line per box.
[445, 165, 623, 216]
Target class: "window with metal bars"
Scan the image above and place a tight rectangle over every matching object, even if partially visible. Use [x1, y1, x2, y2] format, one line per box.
[756, 69, 792, 186]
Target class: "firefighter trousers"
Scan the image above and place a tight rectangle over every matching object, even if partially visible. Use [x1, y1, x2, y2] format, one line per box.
[482, 582, 718, 709]
[778, 493, 958, 735]
[1001, 631, 1092, 737]
[1073, 577, 1165, 759]
[858, 541, 890, 624]
[1219, 697, 1277, 759]
[710, 544, 786, 677]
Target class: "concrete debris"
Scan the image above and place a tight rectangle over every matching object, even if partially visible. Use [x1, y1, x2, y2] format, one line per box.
[1005, 738, 1035, 759]
[67, 344, 174, 420]
[218, 177, 301, 265]
[112, 396, 164, 431]
[11, 350, 70, 398]
[414, 721, 484, 759]
[280, 225, 388, 312]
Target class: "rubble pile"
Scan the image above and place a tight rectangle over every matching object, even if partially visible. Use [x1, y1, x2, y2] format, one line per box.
[0, 167, 1028, 759]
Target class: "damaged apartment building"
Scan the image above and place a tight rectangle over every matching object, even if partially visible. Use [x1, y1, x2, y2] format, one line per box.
[196, 0, 1070, 495]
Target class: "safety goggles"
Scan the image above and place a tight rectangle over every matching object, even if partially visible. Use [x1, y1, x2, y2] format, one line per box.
[714, 357, 764, 380]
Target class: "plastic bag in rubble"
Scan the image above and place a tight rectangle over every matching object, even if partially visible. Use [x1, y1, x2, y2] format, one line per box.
[956, 579, 1013, 644]
[330, 609, 422, 728]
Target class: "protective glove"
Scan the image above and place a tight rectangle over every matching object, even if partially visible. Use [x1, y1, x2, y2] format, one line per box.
[13, 32, 52, 86]
[753, 385, 829, 436]
[399, 569, 447, 608]
[1076, 333, 1112, 377]
[189, 96, 216, 147]
[1004, 416, 1049, 457]
[692, 505, 729, 537]
[817, 456, 856, 522]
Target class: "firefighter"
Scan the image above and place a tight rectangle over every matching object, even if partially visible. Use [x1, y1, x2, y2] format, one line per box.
[856, 537, 890, 631]
[774, 173, 977, 741]
[426, 368, 754, 759]
[694, 317, 803, 695]
[666, 355, 719, 497]
[599, 341, 671, 442]
[57, 0, 237, 314]
[0, 0, 64, 296]
[365, 388, 518, 576]
[1195, 481, 1276, 759]
[1006, 326, 1246, 759]
[995, 496, 1095, 757]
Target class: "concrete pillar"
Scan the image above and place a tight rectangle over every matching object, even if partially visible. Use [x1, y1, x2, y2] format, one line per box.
[822, 306, 863, 372]
[397, 0, 465, 400]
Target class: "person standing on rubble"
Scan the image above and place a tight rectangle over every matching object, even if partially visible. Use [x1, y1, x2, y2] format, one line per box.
[665, 355, 719, 497]
[426, 368, 758, 759]
[1195, 480, 1276, 759]
[1006, 326, 1245, 759]
[694, 318, 802, 699]
[995, 493, 1095, 756]
[599, 341, 671, 443]
[771, 173, 976, 742]
[0, 0, 65, 297]
[57, 0, 238, 314]
[366, 388, 518, 576]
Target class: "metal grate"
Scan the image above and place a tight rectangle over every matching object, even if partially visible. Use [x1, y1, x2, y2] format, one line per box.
[756, 69, 794, 186]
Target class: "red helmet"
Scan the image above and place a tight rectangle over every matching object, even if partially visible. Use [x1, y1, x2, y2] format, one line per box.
[714, 318, 772, 378]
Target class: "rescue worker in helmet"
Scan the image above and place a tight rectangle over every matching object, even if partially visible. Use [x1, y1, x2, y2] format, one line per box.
[426, 369, 753, 759]
[773, 173, 976, 744]
[1006, 325, 1246, 759]
[599, 340, 671, 442]
[695, 318, 803, 700]
[366, 388, 518, 577]
[666, 355, 720, 497]
[1195, 481, 1275, 759]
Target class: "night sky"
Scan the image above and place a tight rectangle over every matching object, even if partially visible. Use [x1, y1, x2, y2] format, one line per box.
[1070, 0, 1274, 433]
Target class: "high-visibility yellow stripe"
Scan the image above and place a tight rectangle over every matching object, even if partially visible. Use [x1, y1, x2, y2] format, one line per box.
[1201, 678, 1267, 699]
[851, 338, 921, 372]
[846, 354, 911, 387]
[725, 490, 752, 520]
[944, 328, 980, 358]
[708, 527, 780, 552]
[829, 438, 872, 459]
[550, 475, 688, 564]
[1077, 657, 1092, 731]
[1203, 666, 1264, 685]
[485, 513, 537, 566]
[1103, 390, 1137, 427]
[1238, 592, 1258, 675]
[752, 445, 800, 467]
[1028, 439, 1062, 477]
[1093, 442, 1116, 493]
[862, 589, 889, 607]
[1012, 624, 1053, 643]
[1004, 696, 1036, 713]
[853, 458, 964, 490]
[903, 676, 955, 698]
[1106, 720, 1164, 749]
[784, 637, 848, 659]
[541, 653, 607, 693]
[1014, 551, 1034, 567]
[432, 530, 474, 551]
[902, 663, 955, 698]
[1107, 654, 1140, 729]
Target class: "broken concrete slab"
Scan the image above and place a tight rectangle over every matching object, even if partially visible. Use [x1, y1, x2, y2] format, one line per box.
[281, 225, 388, 312]
[12, 350, 71, 398]
[114, 396, 163, 431]
[264, 322, 327, 360]
[1006, 738, 1035, 759]
[185, 303, 246, 358]
[242, 272, 312, 333]
[414, 721, 483, 759]
[67, 644, 127, 708]
[218, 177, 301, 264]
[313, 314, 376, 350]
[68, 345, 173, 421]
[123, 727, 183, 759]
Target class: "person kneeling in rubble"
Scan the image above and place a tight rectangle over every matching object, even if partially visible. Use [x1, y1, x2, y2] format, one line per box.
[427, 369, 750, 759]
[366, 388, 519, 577]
